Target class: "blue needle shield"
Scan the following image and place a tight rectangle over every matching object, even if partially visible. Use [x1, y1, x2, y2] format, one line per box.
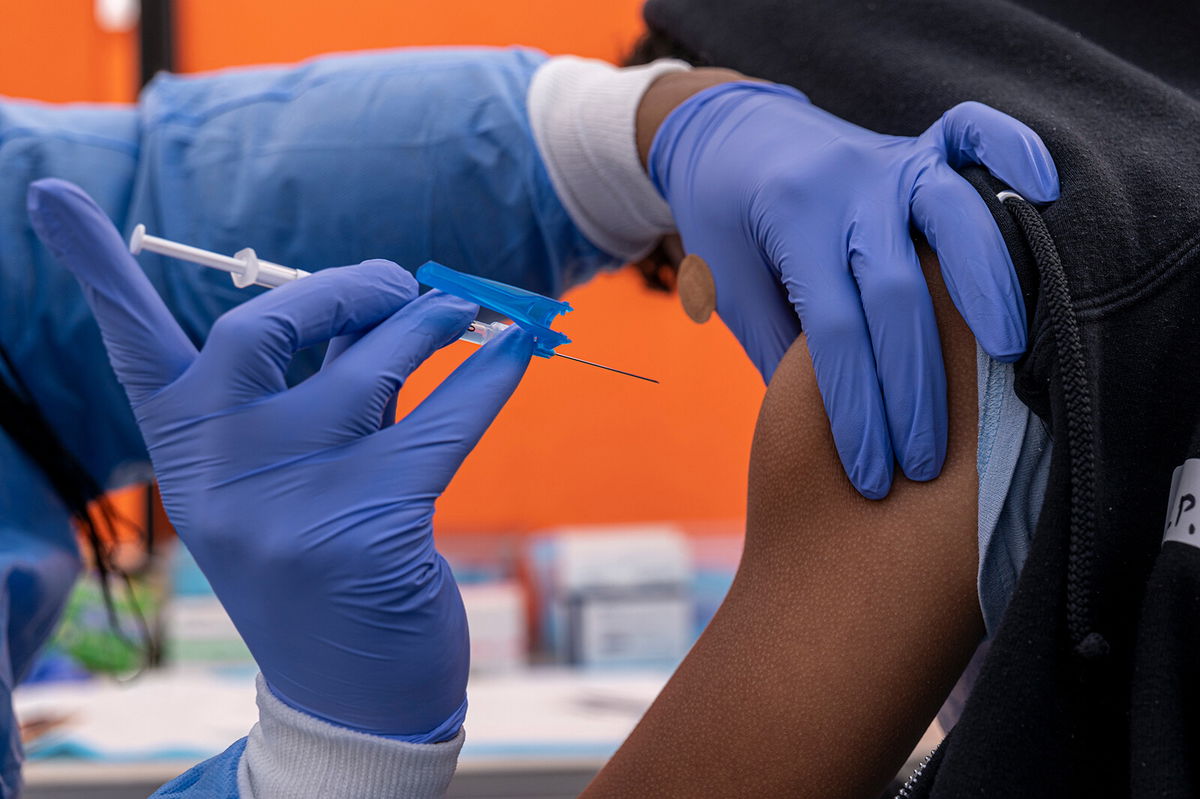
[416, 261, 572, 358]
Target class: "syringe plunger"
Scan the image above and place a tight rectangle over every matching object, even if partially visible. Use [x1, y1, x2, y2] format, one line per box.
[129, 225, 309, 288]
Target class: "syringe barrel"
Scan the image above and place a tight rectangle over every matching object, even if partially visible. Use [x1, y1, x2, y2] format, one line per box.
[254, 262, 310, 287]
[460, 321, 510, 346]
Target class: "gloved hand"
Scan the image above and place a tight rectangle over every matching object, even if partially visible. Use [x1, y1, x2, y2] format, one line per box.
[28, 178, 535, 741]
[650, 82, 1059, 498]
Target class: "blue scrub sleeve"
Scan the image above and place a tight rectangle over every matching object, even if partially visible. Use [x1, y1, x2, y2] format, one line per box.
[128, 47, 616, 357]
[0, 99, 145, 488]
[0, 98, 136, 798]
[151, 739, 246, 798]
[0, 435, 82, 797]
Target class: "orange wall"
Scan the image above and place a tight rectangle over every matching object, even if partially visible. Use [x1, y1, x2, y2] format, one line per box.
[174, 0, 649, 69]
[2, 1, 765, 532]
[0, 0, 135, 103]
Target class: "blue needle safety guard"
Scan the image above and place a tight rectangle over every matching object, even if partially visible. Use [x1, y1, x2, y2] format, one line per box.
[416, 261, 572, 358]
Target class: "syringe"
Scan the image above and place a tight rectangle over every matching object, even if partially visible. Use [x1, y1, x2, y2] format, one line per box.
[130, 225, 309, 288]
[128, 226, 658, 383]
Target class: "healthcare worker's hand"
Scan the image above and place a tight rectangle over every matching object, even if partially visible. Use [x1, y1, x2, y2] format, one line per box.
[647, 81, 1059, 498]
[28, 178, 534, 742]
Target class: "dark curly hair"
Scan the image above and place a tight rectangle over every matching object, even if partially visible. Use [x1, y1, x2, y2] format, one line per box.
[623, 28, 707, 293]
[0, 344, 155, 668]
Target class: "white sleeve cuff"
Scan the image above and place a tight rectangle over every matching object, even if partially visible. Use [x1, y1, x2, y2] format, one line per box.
[237, 674, 464, 799]
[528, 56, 691, 262]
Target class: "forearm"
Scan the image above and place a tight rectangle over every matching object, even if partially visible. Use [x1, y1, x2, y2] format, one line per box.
[584, 246, 983, 798]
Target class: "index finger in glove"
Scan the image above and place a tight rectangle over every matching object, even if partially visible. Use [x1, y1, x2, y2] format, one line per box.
[848, 213, 947, 482]
[323, 329, 398, 433]
[935, 101, 1060, 204]
[191, 260, 418, 400]
[26, 179, 198, 407]
[691, 237, 802, 383]
[911, 162, 1027, 361]
[785, 243, 897, 499]
[300, 290, 479, 442]
[377, 324, 535, 497]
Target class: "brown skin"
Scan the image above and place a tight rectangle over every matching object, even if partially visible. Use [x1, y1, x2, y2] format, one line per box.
[635, 68, 748, 168]
[583, 244, 982, 798]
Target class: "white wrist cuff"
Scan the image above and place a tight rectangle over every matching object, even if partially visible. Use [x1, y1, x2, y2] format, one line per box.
[528, 56, 691, 262]
[238, 674, 464, 799]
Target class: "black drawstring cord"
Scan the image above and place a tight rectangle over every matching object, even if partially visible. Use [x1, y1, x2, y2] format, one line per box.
[0, 341, 156, 670]
[998, 191, 1107, 660]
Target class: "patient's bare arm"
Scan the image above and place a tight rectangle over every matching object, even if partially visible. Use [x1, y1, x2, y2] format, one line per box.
[583, 246, 983, 798]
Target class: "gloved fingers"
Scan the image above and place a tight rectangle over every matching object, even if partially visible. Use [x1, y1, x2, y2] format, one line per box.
[323, 330, 397, 431]
[911, 162, 1027, 361]
[322, 332, 365, 367]
[709, 257, 804, 384]
[786, 248, 896, 499]
[26, 179, 198, 407]
[934, 101, 1060, 203]
[380, 324, 534, 496]
[381, 393, 400, 431]
[194, 260, 418, 400]
[307, 291, 478, 439]
[848, 214, 947, 481]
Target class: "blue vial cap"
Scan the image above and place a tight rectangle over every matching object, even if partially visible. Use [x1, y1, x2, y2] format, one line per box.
[416, 261, 572, 358]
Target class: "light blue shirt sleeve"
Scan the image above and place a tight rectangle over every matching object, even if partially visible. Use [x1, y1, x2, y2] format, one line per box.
[975, 344, 1053, 637]
[150, 740, 247, 798]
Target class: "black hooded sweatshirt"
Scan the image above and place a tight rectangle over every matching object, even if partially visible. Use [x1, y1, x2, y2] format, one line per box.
[637, 1, 1200, 796]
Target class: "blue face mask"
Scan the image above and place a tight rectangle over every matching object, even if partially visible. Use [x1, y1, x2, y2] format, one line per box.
[975, 344, 1053, 638]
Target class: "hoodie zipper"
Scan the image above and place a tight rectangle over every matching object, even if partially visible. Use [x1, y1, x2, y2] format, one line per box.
[894, 739, 941, 799]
